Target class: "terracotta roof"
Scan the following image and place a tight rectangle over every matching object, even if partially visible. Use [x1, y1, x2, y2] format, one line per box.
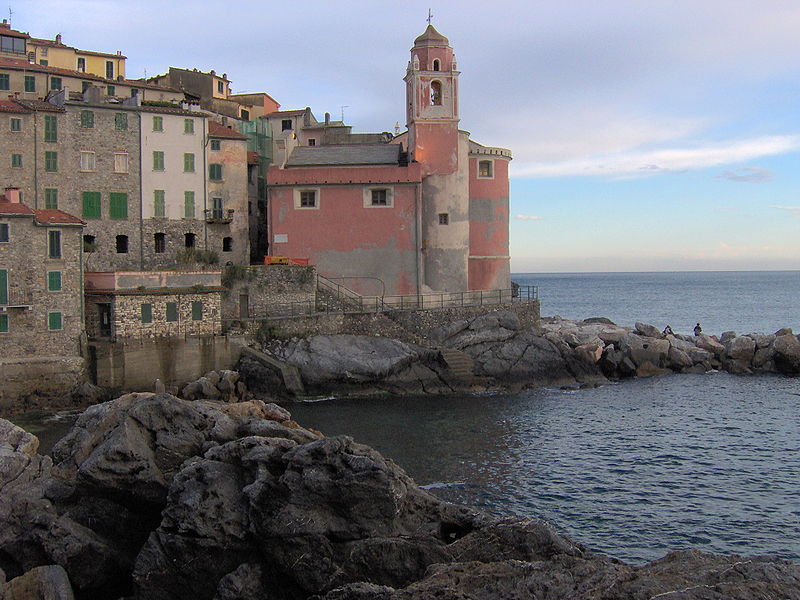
[33, 208, 84, 225]
[0, 100, 29, 113]
[247, 151, 259, 165]
[414, 24, 449, 46]
[0, 201, 34, 215]
[266, 109, 307, 117]
[286, 144, 401, 167]
[208, 120, 247, 139]
[138, 104, 207, 117]
[13, 98, 64, 113]
[27, 36, 127, 59]
[0, 25, 28, 39]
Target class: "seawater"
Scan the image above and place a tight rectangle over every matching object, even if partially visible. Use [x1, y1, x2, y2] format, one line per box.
[514, 270, 800, 336]
[291, 271, 800, 564]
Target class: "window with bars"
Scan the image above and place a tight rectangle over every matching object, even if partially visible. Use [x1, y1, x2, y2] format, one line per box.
[438, 213, 449, 225]
[44, 188, 58, 209]
[109, 193, 128, 219]
[82, 192, 101, 219]
[184, 191, 195, 218]
[153, 190, 165, 217]
[183, 153, 195, 172]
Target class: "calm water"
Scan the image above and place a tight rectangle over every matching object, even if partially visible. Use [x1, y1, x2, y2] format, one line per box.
[291, 373, 800, 563]
[514, 270, 800, 336]
[291, 271, 800, 563]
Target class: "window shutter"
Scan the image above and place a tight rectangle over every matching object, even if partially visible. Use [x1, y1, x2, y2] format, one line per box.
[0, 269, 7, 304]
[141, 304, 152, 323]
[191, 301, 202, 321]
[166, 302, 178, 322]
[184, 191, 195, 218]
[47, 271, 62, 291]
[48, 312, 62, 330]
[82, 192, 101, 219]
[44, 115, 57, 142]
[109, 193, 128, 220]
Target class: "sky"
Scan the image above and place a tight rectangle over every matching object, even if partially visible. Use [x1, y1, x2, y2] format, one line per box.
[11, 0, 800, 272]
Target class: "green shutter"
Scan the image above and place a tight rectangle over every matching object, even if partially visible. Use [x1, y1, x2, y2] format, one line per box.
[24, 76, 35, 92]
[141, 303, 152, 324]
[184, 191, 195, 218]
[209, 163, 222, 180]
[109, 193, 128, 220]
[166, 302, 178, 322]
[44, 115, 57, 142]
[0, 269, 7, 304]
[184, 119, 194, 134]
[11, 154, 21, 167]
[211, 139, 220, 151]
[48, 231, 61, 259]
[154, 190, 165, 217]
[82, 192, 101, 219]
[50, 77, 62, 91]
[191, 301, 202, 321]
[0, 74, 9, 90]
[153, 116, 163, 131]
[0, 314, 8, 333]
[115, 113, 127, 130]
[44, 151, 57, 172]
[183, 153, 195, 172]
[48, 312, 62, 330]
[80, 110, 94, 128]
[107, 85, 115, 96]
[47, 271, 62, 291]
[44, 188, 58, 209]
[153, 151, 164, 170]
[10, 118, 20, 131]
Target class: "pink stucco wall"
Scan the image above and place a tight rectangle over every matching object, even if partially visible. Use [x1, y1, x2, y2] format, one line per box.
[468, 156, 511, 290]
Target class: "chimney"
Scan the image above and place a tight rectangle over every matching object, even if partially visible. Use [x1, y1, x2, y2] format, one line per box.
[55, 33, 62, 44]
[325, 112, 330, 125]
[4, 187, 21, 203]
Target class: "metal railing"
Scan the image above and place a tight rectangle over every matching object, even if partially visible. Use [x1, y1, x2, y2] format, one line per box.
[223, 284, 538, 323]
[204, 208, 235, 224]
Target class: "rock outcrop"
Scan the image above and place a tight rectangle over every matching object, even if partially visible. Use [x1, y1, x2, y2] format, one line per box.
[251, 313, 799, 397]
[2, 395, 799, 599]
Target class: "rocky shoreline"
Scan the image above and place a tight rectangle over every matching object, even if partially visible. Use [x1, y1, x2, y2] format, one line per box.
[239, 312, 800, 399]
[2, 393, 799, 599]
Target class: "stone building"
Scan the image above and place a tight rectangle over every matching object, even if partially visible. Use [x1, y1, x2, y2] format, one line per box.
[0, 188, 85, 354]
[84, 270, 223, 340]
[267, 25, 511, 294]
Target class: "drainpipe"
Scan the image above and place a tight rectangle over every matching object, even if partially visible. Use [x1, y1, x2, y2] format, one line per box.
[33, 111, 39, 208]
[137, 111, 144, 269]
[203, 119, 209, 251]
[415, 181, 423, 294]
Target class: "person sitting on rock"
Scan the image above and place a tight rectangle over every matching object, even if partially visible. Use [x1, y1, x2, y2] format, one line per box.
[663, 325, 674, 336]
[694, 323, 702, 336]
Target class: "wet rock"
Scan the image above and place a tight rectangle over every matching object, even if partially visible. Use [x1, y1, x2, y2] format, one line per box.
[773, 334, 800, 374]
[3, 565, 74, 600]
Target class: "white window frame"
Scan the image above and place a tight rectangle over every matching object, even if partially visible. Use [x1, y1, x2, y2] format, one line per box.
[113, 152, 129, 173]
[79, 150, 96, 172]
[363, 186, 394, 208]
[293, 187, 320, 210]
[477, 159, 494, 179]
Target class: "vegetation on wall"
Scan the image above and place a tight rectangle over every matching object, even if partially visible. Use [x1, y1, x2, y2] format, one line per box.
[222, 265, 257, 289]
[177, 248, 219, 266]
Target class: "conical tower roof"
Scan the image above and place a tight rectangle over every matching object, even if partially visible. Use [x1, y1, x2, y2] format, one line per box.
[413, 24, 449, 47]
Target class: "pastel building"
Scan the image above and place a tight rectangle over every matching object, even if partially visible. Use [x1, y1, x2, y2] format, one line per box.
[267, 25, 511, 295]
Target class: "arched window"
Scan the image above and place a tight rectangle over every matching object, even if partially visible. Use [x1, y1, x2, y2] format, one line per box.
[430, 81, 442, 106]
[433, 59, 440, 71]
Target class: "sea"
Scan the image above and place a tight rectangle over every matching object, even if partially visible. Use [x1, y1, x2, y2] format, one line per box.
[290, 271, 800, 564]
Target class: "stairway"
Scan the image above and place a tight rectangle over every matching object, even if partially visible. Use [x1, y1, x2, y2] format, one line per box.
[438, 347, 475, 380]
[240, 346, 305, 396]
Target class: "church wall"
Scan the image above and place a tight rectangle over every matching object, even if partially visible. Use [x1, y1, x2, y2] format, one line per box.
[468, 155, 511, 290]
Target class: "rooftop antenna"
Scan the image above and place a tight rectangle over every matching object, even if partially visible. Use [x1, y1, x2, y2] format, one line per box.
[8, 5, 13, 24]
[427, 8, 433, 24]
[340, 105, 349, 122]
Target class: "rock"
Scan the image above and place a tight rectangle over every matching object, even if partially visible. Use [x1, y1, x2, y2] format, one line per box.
[618, 333, 670, 368]
[236, 356, 285, 397]
[773, 334, 800, 375]
[666, 334, 696, 352]
[747, 333, 775, 349]
[720, 331, 737, 343]
[154, 379, 166, 393]
[4, 565, 74, 600]
[197, 376, 222, 400]
[667, 346, 693, 369]
[581, 317, 616, 325]
[635, 322, 663, 339]
[71, 382, 110, 405]
[598, 329, 626, 344]
[574, 343, 603, 364]
[217, 370, 239, 395]
[204, 371, 221, 386]
[752, 346, 774, 369]
[181, 380, 203, 400]
[636, 362, 671, 377]
[213, 563, 268, 600]
[775, 327, 794, 336]
[724, 335, 756, 363]
[685, 346, 712, 364]
[695, 334, 725, 355]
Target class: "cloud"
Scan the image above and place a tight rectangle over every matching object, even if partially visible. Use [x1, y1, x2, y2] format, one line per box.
[512, 135, 800, 178]
[770, 205, 800, 217]
[516, 215, 544, 221]
[717, 167, 773, 183]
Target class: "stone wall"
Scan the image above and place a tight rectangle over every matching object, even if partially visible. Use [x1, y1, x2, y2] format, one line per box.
[90, 335, 243, 393]
[0, 356, 85, 410]
[221, 264, 316, 320]
[257, 300, 540, 346]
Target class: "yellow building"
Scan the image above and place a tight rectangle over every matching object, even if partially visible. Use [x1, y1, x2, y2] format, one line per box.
[27, 33, 126, 79]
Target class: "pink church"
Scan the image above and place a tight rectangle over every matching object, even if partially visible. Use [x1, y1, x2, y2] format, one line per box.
[267, 25, 511, 295]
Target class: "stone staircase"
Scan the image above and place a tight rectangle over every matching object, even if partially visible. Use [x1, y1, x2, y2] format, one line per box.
[438, 347, 475, 381]
[240, 346, 305, 396]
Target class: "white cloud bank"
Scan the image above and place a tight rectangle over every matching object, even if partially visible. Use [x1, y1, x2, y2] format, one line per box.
[516, 215, 544, 221]
[511, 135, 800, 178]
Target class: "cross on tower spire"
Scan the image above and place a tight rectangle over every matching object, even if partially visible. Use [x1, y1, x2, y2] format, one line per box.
[426, 9, 433, 24]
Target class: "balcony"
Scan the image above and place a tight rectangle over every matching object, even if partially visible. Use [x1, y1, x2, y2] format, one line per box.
[204, 208, 234, 224]
[0, 291, 33, 310]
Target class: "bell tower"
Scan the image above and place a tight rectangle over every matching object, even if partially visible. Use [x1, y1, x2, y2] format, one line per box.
[404, 24, 460, 175]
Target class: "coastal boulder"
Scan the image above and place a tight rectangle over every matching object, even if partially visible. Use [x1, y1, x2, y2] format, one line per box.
[635, 322, 663, 339]
[695, 334, 725, 356]
[618, 333, 670, 369]
[3, 565, 75, 600]
[773, 334, 800, 375]
[724, 335, 756, 363]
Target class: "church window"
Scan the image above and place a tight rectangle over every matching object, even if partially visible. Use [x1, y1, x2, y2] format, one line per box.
[478, 160, 493, 178]
[433, 59, 440, 71]
[430, 81, 442, 106]
[438, 213, 449, 225]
